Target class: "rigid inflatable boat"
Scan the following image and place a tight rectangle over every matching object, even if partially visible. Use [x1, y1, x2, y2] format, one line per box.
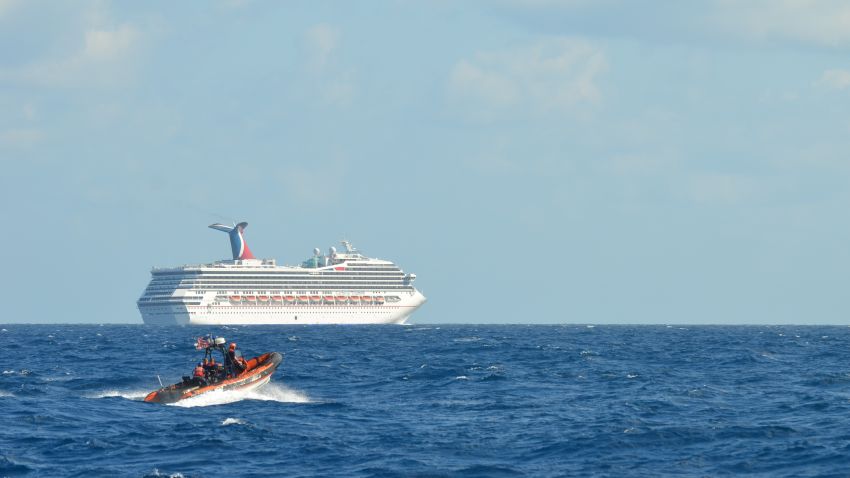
[144, 336, 283, 404]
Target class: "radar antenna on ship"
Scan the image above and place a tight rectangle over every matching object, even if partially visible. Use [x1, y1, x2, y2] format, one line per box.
[341, 240, 356, 253]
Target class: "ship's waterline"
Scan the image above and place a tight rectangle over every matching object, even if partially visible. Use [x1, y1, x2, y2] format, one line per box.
[138, 222, 426, 325]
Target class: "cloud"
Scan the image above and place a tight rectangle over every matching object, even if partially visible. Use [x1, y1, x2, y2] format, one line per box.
[279, 162, 346, 206]
[816, 69, 850, 90]
[0, 128, 44, 148]
[0, 24, 141, 88]
[302, 24, 354, 106]
[488, 1, 850, 50]
[305, 24, 339, 72]
[686, 173, 756, 205]
[712, 0, 850, 48]
[449, 37, 606, 115]
[0, 0, 19, 17]
[84, 25, 138, 60]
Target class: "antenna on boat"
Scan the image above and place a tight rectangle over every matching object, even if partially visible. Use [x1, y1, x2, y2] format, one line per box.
[156, 374, 164, 387]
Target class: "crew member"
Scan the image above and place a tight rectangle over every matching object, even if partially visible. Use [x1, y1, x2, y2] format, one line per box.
[208, 358, 220, 382]
[228, 343, 246, 375]
[193, 362, 206, 386]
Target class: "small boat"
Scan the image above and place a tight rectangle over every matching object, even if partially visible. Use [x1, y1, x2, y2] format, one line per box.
[271, 296, 283, 302]
[258, 295, 270, 302]
[297, 296, 309, 303]
[323, 295, 335, 302]
[335, 295, 347, 302]
[244, 295, 257, 302]
[144, 336, 283, 404]
[284, 296, 295, 302]
[349, 295, 360, 302]
[229, 296, 242, 303]
[310, 295, 321, 302]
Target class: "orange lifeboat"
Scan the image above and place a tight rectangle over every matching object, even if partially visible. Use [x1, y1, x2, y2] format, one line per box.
[271, 296, 283, 303]
[244, 295, 257, 302]
[335, 295, 347, 302]
[323, 295, 335, 302]
[144, 350, 283, 404]
[284, 296, 295, 303]
[258, 295, 270, 302]
[229, 296, 242, 303]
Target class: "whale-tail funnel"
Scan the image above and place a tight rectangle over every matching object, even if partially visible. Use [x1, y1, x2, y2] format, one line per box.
[209, 222, 255, 260]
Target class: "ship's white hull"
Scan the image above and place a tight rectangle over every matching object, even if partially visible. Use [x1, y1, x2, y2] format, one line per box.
[140, 291, 426, 326]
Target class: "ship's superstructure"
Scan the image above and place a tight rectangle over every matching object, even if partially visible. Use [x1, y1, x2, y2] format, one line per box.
[138, 223, 425, 325]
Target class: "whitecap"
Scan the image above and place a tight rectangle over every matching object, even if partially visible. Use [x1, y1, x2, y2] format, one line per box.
[586, 325, 595, 328]
[221, 417, 246, 426]
[2, 370, 14, 375]
[453, 337, 481, 343]
[627, 374, 638, 379]
[454, 376, 469, 380]
[146, 469, 185, 478]
[0, 390, 13, 398]
[1, 328, 7, 332]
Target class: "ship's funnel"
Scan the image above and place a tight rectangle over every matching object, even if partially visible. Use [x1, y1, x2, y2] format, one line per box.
[209, 222, 255, 260]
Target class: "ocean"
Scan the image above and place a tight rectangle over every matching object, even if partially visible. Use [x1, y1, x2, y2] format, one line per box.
[2, 324, 850, 477]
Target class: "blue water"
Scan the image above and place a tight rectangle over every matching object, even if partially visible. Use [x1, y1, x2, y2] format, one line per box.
[3, 325, 850, 477]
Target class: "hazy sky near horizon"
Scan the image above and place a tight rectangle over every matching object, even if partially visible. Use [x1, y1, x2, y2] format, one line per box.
[2, 1, 850, 324]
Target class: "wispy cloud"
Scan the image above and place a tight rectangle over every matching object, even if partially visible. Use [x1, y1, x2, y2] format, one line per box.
[0, 0, 19, 17]
[816, 69, 850, 90]
[279, 161, 347, 206]
[305, 24, 339, 72]
[685, 173, 756, 205]
[302, 24, 354, 106]
[0, 23, 141, 88]
[712, 0, 850, 48]
[490, 1, 850, 49]
[0, 128, 44, 148]
[449, 37, 606, 116]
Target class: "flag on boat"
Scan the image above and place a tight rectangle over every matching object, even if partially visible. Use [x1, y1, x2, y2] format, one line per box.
[195, 336, 210, 350]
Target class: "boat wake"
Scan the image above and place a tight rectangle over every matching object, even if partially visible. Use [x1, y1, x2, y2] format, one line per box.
[169, 383, 310, 408]
[89, 389, 150, 401]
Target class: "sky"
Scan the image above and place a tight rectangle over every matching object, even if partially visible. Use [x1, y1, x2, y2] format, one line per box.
[1, 0, 850, 324]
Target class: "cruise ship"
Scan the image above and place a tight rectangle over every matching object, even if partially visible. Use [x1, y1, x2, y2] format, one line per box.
[138, 222, 426, 325]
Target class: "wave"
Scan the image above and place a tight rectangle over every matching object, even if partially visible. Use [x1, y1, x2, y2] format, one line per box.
[0, 391, 13, 398]
[170, 382, 310, 408]
[221, 417, 246, 426]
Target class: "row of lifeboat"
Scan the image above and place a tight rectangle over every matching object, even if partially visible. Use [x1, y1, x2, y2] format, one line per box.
[228, 295, 387, 305]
